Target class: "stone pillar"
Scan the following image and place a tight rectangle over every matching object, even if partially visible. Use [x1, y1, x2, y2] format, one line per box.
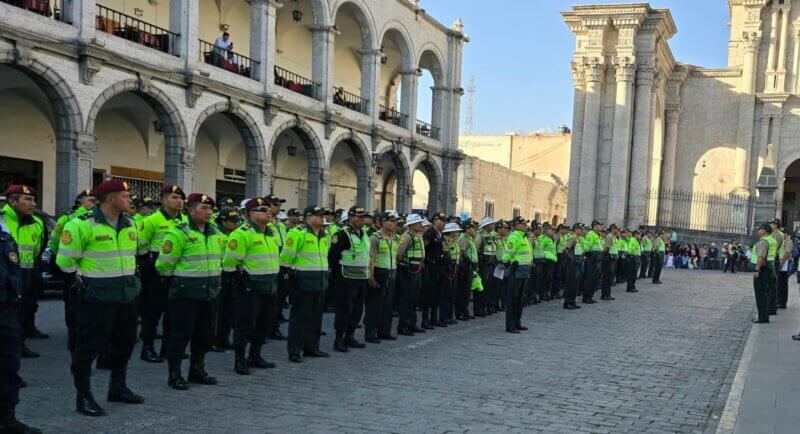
[246, 158, 271, 198]
[626, 64, 655, 228]
[250, 0, 281, 85]
[566, 63, 586, 224]
[431, 86, 447, 141]
[660, 107, 681, 223]
[170, 0, 199, 66]
[792, 27, 800, 93]
[56, 132, 95, 214]
[767, 7, 779, 73]
[576, 59, 605, 223]
[400, 69, 420, 134]
[362, 176, 376, 212]
[395, 172, 410, 214]
[311, 26, 336, 104]
[606, 60, 636, 225]
[359, 49, 382, 119]
[772, 111, 784, 170]
[737, 31, 761, 190]
[63, 0, 95, 42]
[777, 6, 791, 90]
[165, 146, 195, 193]
[307, 167, 327, 208]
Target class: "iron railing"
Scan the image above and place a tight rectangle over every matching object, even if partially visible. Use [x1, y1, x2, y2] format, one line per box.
[110, 175, 163, 200]
[415, 119, 440, 140]
[274, 66, 318, 98]
[199, 39, 256, 79]
[95, 5, 177, 55]
[379, 105, 408, 128]
[2, 0, 65, 21]
[644, 188, 752, 236]
[333, 88, 368, 114]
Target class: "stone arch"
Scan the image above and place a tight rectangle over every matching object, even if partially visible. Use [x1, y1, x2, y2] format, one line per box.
[374, 145, 412, 213]
[327, 131, 372, 208]
[378, 21, 415, 70]
[86, 78, 191, 188]
[268, 117, 326, 205]
[416, 42, 447, 85]
[0, 52, 84, 213]
[411, 153, 443, 214]
[191, 101, 267, 197]
[331, 0, 378, 51]
[309, 0, 332, 27]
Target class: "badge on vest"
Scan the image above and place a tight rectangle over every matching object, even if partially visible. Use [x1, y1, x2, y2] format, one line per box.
[128, 231, 136, 241]
[162, 240, 173, 254]
[228, 240, 238, 251]
[61, 230, 73, 245]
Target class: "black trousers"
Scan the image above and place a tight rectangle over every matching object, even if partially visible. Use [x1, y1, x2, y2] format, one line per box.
[456, 267, 472, 317]
[19, 268, 39, 336]
[71, 301, 138, 393]
[505, 272, 527, 330]
[600, 254, 614, 298]
[0, 304, 21, 410]
[367, 269, 396, 338]
[423, 265, 444, 322]
[778, 267, 790, 308]
[647, 253, 657, 277]
[270, 268, 291, 336]
[334, 280, 367, 335]
[214, 272, 236, 345]
[639, 253, 650, 278]
[440, 271, 457, 322]
[582, 253, 600, 300]
[626, 256, 640, 292]
[652, 253, 664, 283]
[542, 261, 555, 298]
[140, 264, 168, 347]
[396, 269, 421, 332]
[767, 262, 778, 314]
[754, 266, 772, 322]
[556, 254, 567, 293]
[232, 288, 276, 351]
[167, 298, 215, 363]
[563, 259, 580, 306]
[287, 289, 324, 356]
[477, 264, 494, 314]
[64, 284, 79, 352]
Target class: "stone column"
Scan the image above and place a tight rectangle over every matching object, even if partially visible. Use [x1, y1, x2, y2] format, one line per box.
[767, 7, 779, 73]
[306, 168, 328, 208]
[626, 64, 655, 228]
[250, 0, 281, 85]
[170, 0, 199, 66]
[63, 0, 95, 42]
[576, 59, 605, 223]
[793, 27, 800, 93]
[400, 69, 420, 134]
[165, 147, 195, 193]
[359, 49, 382, 119]
[737, 31, 761, 190]
[246, 159, 271, 198]
[777, 6, 791, 90]
[311, 26, 336, 104]
[566, 63, 586, 224]
[606, 60, 636, 225]
[56, 132, 95, 214]
[772, 111, 784, 171]
[431, 86, 448, 141]
[660, 107, 681, 223]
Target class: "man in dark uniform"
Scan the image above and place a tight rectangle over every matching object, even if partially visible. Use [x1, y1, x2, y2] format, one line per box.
[211, 208, 242, 352]
[328, 206, 370, 352]
[600, 224, 618, 301]
[0, 221, 41, 433]
[422, 212, 447, 328]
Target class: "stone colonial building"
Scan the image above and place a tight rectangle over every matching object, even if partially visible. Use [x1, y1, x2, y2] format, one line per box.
[0, 0, 466, 216]
[563, 1, 800, 234]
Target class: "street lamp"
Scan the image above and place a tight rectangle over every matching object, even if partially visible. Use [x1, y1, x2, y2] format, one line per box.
[292, 0, 303, 22]
[287, 144, 297, 157]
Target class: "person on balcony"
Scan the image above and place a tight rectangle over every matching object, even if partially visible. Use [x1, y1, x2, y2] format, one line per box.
[334, 87, 346, 106]
[213, 32, 232, 67]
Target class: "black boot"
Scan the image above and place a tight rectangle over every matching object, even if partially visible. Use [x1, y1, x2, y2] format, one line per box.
[167, 359, 189, 390]
[345, 333, 366, 348]
[333, 332, 349, 352]
[107, 365, 144, 403]
[0, 408, 42, 433]
[73, 371, 105, 417]
[188, 355, 218, 385]
[140, 344, 162, 363]
[234, 348, 250, 375]
[20, 344, 38, 359]
[247, 344, 276, 369]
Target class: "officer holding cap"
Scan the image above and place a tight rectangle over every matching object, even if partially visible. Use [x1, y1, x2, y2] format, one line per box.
[366, 212, 399, 342]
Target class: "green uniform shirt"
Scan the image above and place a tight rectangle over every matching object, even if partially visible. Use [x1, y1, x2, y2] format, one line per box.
[0, 204, 44, 271]
[538, 234, 556, 262]
[223, 220, 281, 294]
[502, 229, 533, 278]
[49, 207, 89, 253]
[627, 237, 641, 256]
[279, 224, 329, 292]
[156, 219, 222, 299]
[138, 209, 186, 255]
[585, 230, 603, 252]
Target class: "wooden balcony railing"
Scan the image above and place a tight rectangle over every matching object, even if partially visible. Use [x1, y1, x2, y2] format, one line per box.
[274, 66, 318, 98]
[2, 0, 66, 22]
[415, 120, 441, 140]
[199, 39, 256, 79]
[333, 88, 368, 114]
[379, 105, 408, 128]
[95, 4, 177, 55]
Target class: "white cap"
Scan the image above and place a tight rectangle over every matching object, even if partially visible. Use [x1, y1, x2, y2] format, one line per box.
[277, 211, 288, 220]
[479, 216, 496, 228]
[385, 209, 399, 218]
[443, 222, 463, 234]
[404, 213, 424, 226]
[422, 219, 431, 227]
[341, 211, 348, 221]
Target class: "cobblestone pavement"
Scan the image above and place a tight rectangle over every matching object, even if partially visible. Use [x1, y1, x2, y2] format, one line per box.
[16, 269, 753, 433]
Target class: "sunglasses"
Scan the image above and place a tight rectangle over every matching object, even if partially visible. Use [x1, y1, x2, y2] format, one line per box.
[250, 207, 270, 213]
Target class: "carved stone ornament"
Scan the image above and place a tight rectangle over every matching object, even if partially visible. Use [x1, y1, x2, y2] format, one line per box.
[741, 31, 762, 52]
[137, 73, 152, 94]
[80, 56, 103, 85]
[746, 7, 761, 23]
[614, 57, 637, 81]
[582, 57, 606, 83]
[264, 102, 279, 126]
[185, 83, 203, 108]
[12, 41, 34, 68]
[182, 148, 197, 169]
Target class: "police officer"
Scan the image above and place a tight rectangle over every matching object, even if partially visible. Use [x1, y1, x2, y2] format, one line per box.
[540, 223, 558, 299]
[422, 212, 448, 328]
[0, 185, 45, 358]
[494, 221, 510, 312]
[476, 217, 497, 317]
[529, 222, 543, 305]
[502, 216, 532, 333]
[57, 180, 144, 416]
[555, 224, 571, 297]
[639, 231, 653, 278]
[626, 230, 642, 293]
[222, 198, 280, 375]
[263, 195, 288, 342]
[138, 184, 186, 363]
[131, 196, 158, 228]
[582, 220, 604, 304]
[777, 227, 793, 309]
[156, 193, 222, 390]
[396, 214, 426, 336]
[328, 206, 370, 352]
[752, 223, 773, 324]
[768, 218, 782, 314]
[0, 218, 41, 433]
[211, 208, 242, 352]
[280, 206, 330, 363]
[366, 212, 399, 343]
[652, 231, 666, 284]
[600, 224, 618, 301]
[441, 222, 462, 324]
[562, 223, 583, 310]
[457, 219, 478, 320]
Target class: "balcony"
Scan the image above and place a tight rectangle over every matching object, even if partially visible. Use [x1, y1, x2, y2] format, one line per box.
[199, 39, 256, 79]
[2, 0, 65, 21]
[95, 4, 177, 55]
[274, 66, 318, 99]
[415, 120, 440, 140]
[333, 88, 368, 115]
[379, 105, 408, 128]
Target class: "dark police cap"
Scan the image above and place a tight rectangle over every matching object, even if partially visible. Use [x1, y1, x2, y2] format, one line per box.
[287, 208, 301, 217]
[160, 184, 186, 198]
[758, 222, 773, 233]
[304, 206, 325, 217]
[509, 216, 528, 225]
[217, 208, 242, 222]
[591, 220, 604, 227]
[4, 184, 37, 197]
[93, 180, 129, 196]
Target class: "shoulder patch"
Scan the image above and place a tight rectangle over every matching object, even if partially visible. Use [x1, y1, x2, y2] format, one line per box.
[286, 237, 294, 247]
[228, 239, 238, 251]
[54, 222, 63, 233]
[506, 242, 514, 249]
[61, 230, 73, 245]
[128, 231, 136, 241]
[162, 240, 173, 254]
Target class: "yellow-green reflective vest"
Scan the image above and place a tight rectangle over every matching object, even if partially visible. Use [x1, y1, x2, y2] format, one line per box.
[223, 221, 281, 294]
[641, 236, 652, 252]
[479, 231, 497, 258]
[764, 235, 777, 262]
[372, 232, 398, 270]
[656, 238, 666, 253]
[460, 234, 478, 264]
[750, 242, 760, 264]
[340, 227, 371, 279]
[401, 232, 425, 264]
[156, 221, 222, 299]
[56, 208, 140, 303]
[279, 225, 329, 292]
[574, 235, 585, 256]
[50, 207, 90, 253]
[0, 204, 44, 270]
[539, 234, 557, 262]
[138, 209, 186, 255]
[586, 230, 603, 252]
[446, 236, 460, 261]
[503, 230, 533, 277]
[532, 235, 544, 259]
[557, 233, 574, 254]
[627, 237, 641, 256]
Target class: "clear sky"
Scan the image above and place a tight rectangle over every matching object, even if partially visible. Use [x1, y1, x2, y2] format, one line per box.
[416, 0, 732, 135]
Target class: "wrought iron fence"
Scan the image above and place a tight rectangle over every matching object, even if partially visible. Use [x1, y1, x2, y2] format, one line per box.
[2, 0, 65, 21]
[644, 188, 752, 235]
[415, 119, 440, 140]
[274, 66, 318, 98]
[96, 4, 177, 55]
[110, 175, 163, 200]
[333, 88, 368, 114]
[379, 104, 408, 128]
[199, 39, 256, 79]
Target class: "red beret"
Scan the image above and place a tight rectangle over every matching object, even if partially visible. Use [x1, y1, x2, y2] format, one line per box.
[4, 184, 37, 197]
[245, 197, 271, 211]
[186, 193, 215, 206]
[93, 180, 130, 196]
[160, 184, 186, 198]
